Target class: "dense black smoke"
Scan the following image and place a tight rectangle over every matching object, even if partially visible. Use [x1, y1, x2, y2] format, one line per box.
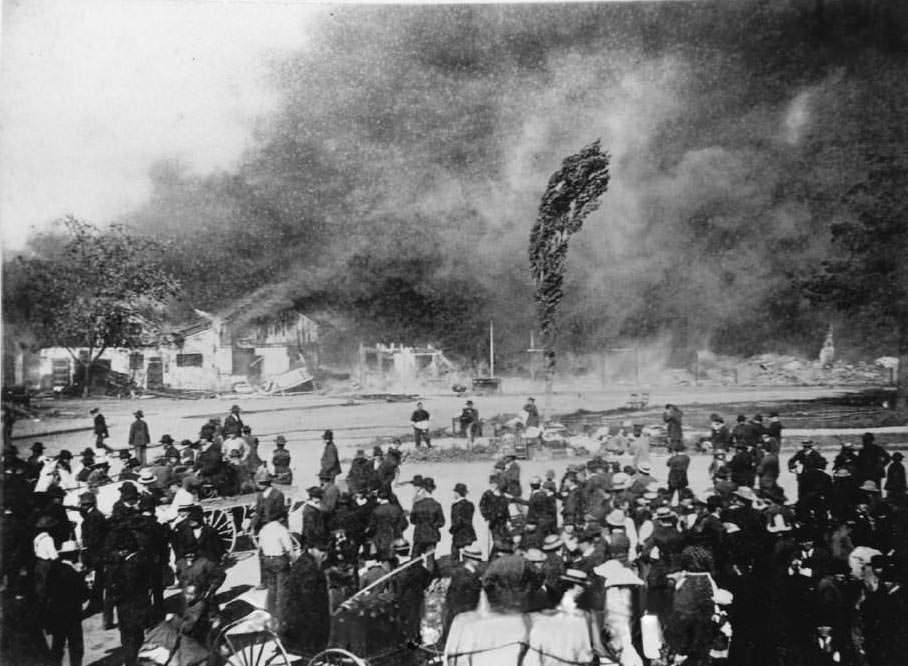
[115, 1, 908, 367]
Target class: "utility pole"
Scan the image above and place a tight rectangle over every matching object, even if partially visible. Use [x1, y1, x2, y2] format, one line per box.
[489, 321, 495, 377]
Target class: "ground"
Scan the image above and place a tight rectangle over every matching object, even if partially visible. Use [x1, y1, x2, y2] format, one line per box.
[10, 382, 907, 665]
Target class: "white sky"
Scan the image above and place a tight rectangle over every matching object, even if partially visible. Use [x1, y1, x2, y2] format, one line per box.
[0, 0, 321, 250]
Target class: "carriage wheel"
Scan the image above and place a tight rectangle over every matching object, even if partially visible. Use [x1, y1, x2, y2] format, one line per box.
[205, 507, 237, 555]
[222, 631, 292, 666]
[307, 648, 368, 666]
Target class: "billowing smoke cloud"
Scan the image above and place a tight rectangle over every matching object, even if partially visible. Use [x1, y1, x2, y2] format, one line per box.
[106, 3, 908, 365]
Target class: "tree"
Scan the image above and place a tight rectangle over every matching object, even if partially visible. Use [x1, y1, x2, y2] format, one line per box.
[804, 156, 908, 412]
[529, 141, 611, 417]
[17, 217, 181, 396]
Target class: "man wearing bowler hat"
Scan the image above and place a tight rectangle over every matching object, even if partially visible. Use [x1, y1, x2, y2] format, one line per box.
[410, 476, 445, 557]
[128, 410, 150, 466]
[224, 404, 244, 437]
[450, 482, 477, 559]
[319, 430, 341, 481]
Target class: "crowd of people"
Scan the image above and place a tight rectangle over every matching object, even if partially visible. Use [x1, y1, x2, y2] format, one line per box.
[2, 402, 907, 666]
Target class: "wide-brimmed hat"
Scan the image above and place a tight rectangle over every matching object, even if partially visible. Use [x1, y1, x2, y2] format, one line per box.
[833, 468, 852, 478]
[422, 477, 436, 492]
[31, 442, 45, 451]
[322, 430, 333, 440]
[801, 440, 814, 447]
[637, 462, 652, 474]
[230, 404, 241, 412]
[523, 548, 545, 563]
[655, 507, 677, 522]
[159, 435, 174, 444]
[134, 410, 144, 418]
[611, 473, 631, 490]
[461, 542, 483, 561]
[606, 509, 627, 528]
[542, 534, 563, 551]
[89, 408, 99, 415]
[57, 449, 73, 460]
[254, 468, 272, 485]
[80, 448, 95, 458]
[137, 469, 156, 484]
[307, 486, 324, 499]
[859, 480, 880, 493]
[392, 538, 411, 554]
[734, 487, 757, 502]
[560, 569, 590, 587]
[454, 482, 468, 495]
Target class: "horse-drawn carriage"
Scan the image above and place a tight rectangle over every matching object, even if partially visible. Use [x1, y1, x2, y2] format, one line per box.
[139, 589, 295, 666]
[308, 557, 448, 666]
[65, 480, 303, 556]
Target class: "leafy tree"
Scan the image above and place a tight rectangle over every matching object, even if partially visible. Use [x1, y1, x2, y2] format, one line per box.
[17, 217, 181, 396]
[804, 156, 908, 411]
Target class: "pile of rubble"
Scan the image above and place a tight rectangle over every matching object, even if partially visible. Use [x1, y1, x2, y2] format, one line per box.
[696, 352, 897, 386]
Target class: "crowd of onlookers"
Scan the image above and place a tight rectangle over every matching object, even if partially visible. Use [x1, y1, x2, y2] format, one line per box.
[2, 402, 907, 666]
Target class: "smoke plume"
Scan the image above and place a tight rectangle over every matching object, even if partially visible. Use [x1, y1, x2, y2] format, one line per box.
[60, 2, 908, 365]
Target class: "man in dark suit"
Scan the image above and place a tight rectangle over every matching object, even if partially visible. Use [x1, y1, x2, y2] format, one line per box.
[223, 405, 244, 437]
[107, 531, 150, 666]
[172, 505, 225, 564]
[251, 469, 286, 532]
[367, 488, 408, 560]
[79, 492, 113, 625]
[127, 410, 150, 465]
[301, 486, 327, 549]
[281, 540, 330, 654]
[410, 477, 445, 557]
[319, 430, 341, 480]
[526, 477, 557, 536]
[45, 541, 90, 666]
[346, 449, 372, 496]
[91, 407, 110, 450]
[500, 454, 522, 498]
[449, 483, 476, 558]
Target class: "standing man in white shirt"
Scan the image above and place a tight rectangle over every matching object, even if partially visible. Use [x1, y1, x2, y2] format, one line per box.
[257, 509, 298, 627]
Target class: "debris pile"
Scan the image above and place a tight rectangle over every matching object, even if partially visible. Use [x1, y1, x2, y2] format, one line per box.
[696, 352, 896, 386]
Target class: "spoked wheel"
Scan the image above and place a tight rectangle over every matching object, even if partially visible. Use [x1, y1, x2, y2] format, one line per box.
[308, 648, 368, 666]
[222, 633, 291, 666]
[216, 610, 293, 666]
[205, 507, 238, 555]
